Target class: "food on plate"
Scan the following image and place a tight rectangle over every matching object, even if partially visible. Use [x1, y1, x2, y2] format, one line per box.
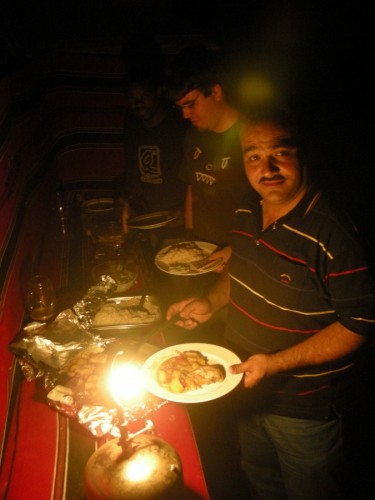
[157, 241, 209, 271]
[156, 349, 226, 393]
[92, 299, 160, 326]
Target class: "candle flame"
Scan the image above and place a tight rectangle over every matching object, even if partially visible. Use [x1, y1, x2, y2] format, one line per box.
[108, 351, 145, 407]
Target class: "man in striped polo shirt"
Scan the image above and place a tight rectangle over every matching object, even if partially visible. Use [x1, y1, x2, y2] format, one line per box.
[166, 109, 375, 499]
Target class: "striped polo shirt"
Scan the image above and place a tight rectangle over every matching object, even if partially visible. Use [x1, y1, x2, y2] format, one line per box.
[226, 186, 375, 419]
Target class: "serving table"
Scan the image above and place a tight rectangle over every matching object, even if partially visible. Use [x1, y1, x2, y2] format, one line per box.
[0, 193, 209, 500]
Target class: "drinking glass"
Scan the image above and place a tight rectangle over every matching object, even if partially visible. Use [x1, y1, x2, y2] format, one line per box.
[24, 275, 56, 321]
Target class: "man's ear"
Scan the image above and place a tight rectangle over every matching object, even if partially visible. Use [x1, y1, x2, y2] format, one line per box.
[210, 83, 223, 101]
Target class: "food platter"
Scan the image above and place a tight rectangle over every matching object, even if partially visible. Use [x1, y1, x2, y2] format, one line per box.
[141, 343, 243, 403]
[89, 295, 162, 333]
[154, 241, 222, 275]
[127, 211, 178, 230]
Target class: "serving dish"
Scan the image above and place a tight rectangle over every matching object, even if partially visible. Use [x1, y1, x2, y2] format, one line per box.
[91, 260, 137, 293]
[89, 295, 162, 334]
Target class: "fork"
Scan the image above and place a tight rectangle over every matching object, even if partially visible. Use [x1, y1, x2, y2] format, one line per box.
[190, 257, 223, 272]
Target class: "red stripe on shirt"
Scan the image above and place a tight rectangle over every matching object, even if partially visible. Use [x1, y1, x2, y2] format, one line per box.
[231, 299, 319, 334]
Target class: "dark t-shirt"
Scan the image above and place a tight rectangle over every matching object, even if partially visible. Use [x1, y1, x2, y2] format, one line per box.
[122, 108, 187, 214]
[179, 121, 250, 245]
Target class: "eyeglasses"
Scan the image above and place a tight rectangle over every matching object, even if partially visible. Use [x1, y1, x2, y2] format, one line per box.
[173, 93, 201, 111]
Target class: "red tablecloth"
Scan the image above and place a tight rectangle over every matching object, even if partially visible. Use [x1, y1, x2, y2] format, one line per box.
[0, 197, 209, 499]
[0, 376, 208, 499]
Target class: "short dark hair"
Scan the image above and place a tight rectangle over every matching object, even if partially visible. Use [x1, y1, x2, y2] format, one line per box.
[165, 44, 223, 102]
[241, 106, 299, 135]
[240, 106, 312, 168]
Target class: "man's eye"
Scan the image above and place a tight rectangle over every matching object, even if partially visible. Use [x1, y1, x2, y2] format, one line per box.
[249, 154, 260, 161]
[275, 149, 290, 157]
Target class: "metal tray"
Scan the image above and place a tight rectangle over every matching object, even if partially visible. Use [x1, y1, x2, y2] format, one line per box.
[89, 295, 162, 333]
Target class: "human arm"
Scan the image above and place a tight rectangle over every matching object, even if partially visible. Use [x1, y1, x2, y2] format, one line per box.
[166, 268, 230, 329]
[230, 321, 369, 389]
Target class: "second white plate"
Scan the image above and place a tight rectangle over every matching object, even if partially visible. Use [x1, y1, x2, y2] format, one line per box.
[154, 241, 221, 275]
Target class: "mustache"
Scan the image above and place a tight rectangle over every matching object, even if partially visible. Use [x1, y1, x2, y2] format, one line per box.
[259, 174, 285, 183]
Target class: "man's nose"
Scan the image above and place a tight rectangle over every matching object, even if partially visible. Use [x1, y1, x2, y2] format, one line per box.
[264, 158, 279, 172]
[182, 108, 192, 119]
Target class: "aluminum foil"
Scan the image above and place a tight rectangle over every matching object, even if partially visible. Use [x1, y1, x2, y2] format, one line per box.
[9, 309, 102, 386]
[45, 340, 167, 438]
[73, 275, 117, 328]
[77, 398, 167, 438]
[9, 308, 167, 438]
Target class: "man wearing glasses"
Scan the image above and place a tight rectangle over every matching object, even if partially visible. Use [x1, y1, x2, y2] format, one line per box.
[164, 44, 256, 497]
[166, 44, 253, 266]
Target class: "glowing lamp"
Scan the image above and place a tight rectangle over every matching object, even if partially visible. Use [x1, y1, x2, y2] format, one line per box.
[84, 350, 183, 499]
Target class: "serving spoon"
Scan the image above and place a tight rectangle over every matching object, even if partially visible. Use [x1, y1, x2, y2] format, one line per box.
[126, 294, 149, 314]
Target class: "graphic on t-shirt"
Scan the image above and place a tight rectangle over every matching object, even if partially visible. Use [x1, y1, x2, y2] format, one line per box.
[138, 145, 162, 184]
[195, 172, 216, 185]
[193, 146, 202, 160]
[221, 157, 230, 169]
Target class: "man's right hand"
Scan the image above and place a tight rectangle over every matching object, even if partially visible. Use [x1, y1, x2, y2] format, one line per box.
[166, 297, 214, 330]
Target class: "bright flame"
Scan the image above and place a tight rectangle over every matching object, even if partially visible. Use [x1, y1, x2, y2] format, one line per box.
[125, 454, 157, 482]
[108, 353, 145, 407]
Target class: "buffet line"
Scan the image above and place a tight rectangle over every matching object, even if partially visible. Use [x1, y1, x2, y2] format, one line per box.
[7, 192, 215, 500]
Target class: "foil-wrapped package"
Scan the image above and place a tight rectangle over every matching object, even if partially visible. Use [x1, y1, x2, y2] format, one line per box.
[9, 306, 167, 439]
[9, 309, 102, 385]
[45, 340, 167, 438]
[77, 397, 167, 438]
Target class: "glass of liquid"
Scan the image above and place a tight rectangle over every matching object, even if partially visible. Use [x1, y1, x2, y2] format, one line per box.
[24, 275, 56, 322]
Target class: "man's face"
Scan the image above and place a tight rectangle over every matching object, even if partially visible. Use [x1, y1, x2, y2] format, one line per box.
[126, 82, 159, 121]
[241, 121, 306, 207]
[174, 89, 218, 131]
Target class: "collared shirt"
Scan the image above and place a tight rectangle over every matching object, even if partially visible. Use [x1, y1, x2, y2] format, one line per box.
[226, 186, 375, 418]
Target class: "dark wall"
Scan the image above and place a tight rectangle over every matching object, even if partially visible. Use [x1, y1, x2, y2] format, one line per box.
[1, 0, 372, 246]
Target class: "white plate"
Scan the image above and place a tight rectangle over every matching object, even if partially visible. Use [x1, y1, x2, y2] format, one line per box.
[141, 343, 243, 403]
[81, 198, 115, 214]
[154, 241, 221, 275]
[127, 211, 178, 230]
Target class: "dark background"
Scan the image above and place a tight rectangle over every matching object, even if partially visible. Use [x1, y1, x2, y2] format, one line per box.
[2, 0, 372, 242]
[1, 3, 373, 498]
